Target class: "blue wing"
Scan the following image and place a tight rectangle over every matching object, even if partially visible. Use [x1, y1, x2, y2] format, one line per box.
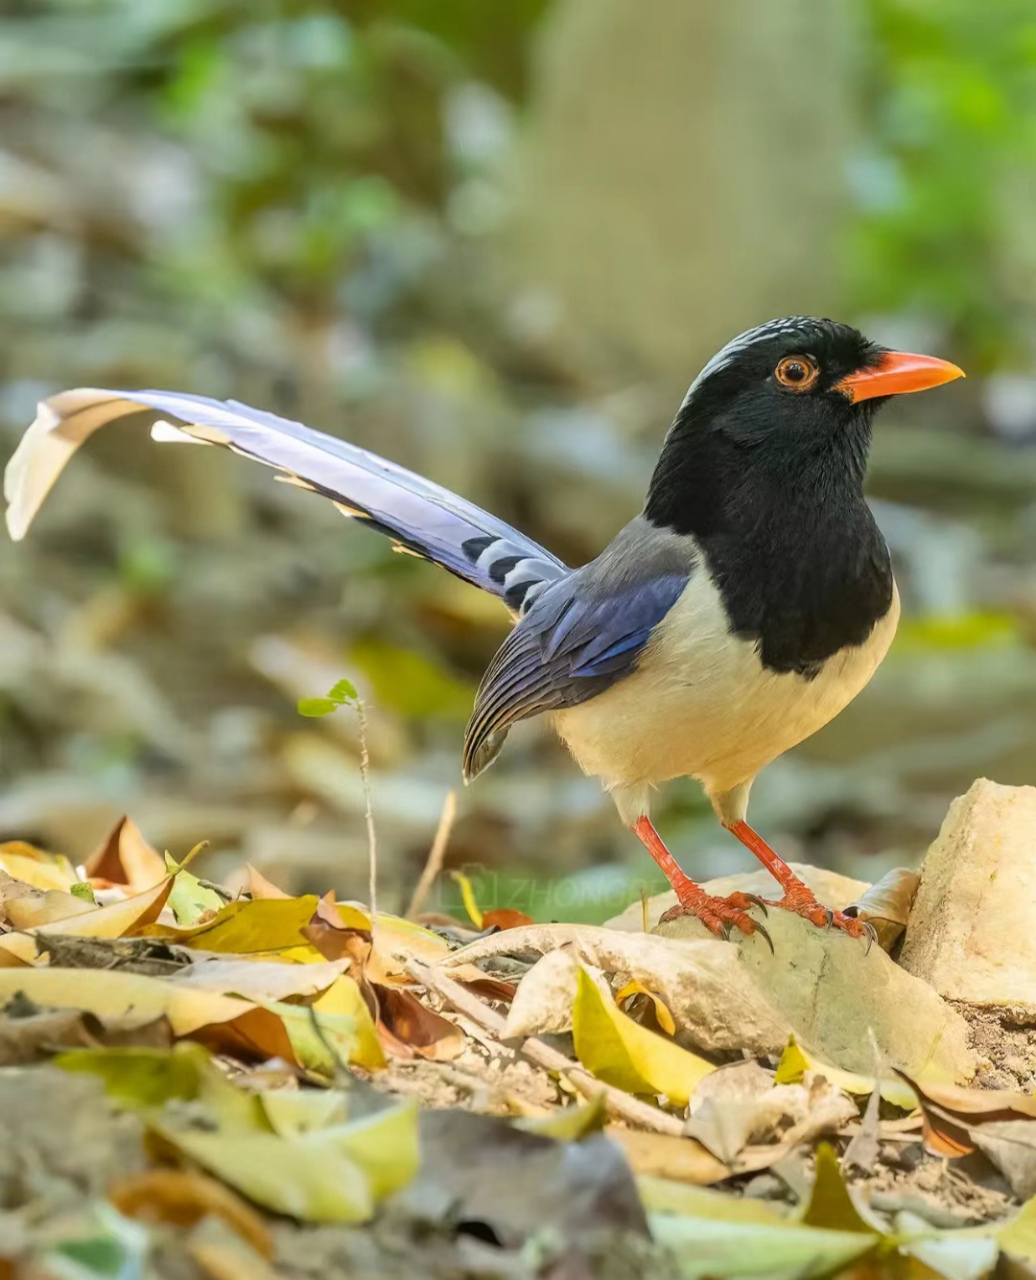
[463, 563, 689, 780]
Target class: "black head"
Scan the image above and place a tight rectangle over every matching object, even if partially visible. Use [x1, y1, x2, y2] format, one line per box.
[645, 315, 962, 537]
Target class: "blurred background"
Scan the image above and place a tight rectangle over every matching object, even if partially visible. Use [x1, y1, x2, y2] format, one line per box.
[1, 0, 1035, 921]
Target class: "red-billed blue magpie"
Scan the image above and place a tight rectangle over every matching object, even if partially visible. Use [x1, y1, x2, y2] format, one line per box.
[4, 317, 963, 942]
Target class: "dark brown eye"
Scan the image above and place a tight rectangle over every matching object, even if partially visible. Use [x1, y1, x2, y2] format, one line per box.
[775, 355, 819, 391]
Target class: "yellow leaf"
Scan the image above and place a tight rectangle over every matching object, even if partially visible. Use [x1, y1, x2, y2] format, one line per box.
[28, 875, 174, 942]
[775, 1035, 918, 1110]
[449, 870, 483, 929]
[0, 968, 296, 1064]
[155, 1123, 372, 1224]
[261, 1090, 349, 1138]
[516, 1094, 607, 1141]
[306, 1098, 420, 1200]
[799, 1144, 879, 1235]
[312, 975, 385, 1069]
[571, 968, 713, 1107]
[615, 978, 677, 1036]
[332, 902, 373, 931]
[146, 896, 320, 953]
[0, 842, 77, 891]
[638, 1177, 787, 1223]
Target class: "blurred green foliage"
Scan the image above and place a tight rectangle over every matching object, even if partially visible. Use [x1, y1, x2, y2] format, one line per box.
[854, 0, 1036, 361]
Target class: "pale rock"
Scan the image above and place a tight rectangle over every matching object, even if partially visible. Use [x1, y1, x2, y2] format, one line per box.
[497, 926, 792, 1056]
[657, 908, 975, 1082]
[898, 779, 1036, 1008]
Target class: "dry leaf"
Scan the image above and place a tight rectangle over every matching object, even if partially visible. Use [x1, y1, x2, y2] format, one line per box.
[377, 985, 464, 1061]
[20, 875, 176, 948]
[245, 865, 292, 900]
[110, 1168, 273, 1258]
[611, 1129, 729, 1185]
[571, 967, 714, 1106]
[843, 867, 920, 952]
[898, 1071, 1036, 1157]
[171, 957, 352, 1001]
[482, 908, 535, 930]
[0, 841, 77, 892]
[0, 968, 296, 1064]
[615, 978, 677, 1036]
[311, 974, 386, 1069]
[5, 887, 96, 929]
[85, 816, 167, 891]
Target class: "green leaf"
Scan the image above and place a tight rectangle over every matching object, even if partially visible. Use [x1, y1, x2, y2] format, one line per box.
[55, 1042, 210, 1109]
[297, 696, 340, 718]
[70, 880, 97, 904]
[166, 853, 224, 926]
[327, 678, 358, 704]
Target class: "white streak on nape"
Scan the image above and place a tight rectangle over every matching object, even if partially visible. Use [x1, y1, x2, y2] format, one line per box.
[680, 316, 817, 408]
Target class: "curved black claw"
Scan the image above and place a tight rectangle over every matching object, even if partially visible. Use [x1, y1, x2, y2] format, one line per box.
[861, 920, 878, 956]
[821, 907, 835, 931]
[722, 916, 774, 954]
[753, 919, 774, 955]
[741, 893, 769, 917]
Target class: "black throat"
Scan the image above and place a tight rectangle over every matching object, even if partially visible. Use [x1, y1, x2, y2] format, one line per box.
[644, 400, 893, 678]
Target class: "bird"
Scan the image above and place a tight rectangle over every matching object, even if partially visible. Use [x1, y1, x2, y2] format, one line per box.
[4, 316, 963, 943]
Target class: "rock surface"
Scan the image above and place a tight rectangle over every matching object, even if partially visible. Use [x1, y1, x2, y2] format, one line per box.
[899, 779, 1036, 1009]
[656, 909, 975, 1082]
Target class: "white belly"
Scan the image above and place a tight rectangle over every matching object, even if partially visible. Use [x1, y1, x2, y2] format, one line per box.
[553, 571, 899, 821]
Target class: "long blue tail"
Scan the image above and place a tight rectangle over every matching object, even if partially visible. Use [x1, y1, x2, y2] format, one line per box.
[5, 388, 570, 615]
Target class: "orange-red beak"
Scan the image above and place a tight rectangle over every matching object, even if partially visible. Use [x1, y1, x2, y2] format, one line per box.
[835, 351, 965, 403]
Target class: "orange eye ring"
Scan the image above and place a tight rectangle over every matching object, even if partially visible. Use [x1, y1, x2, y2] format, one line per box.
[775, 355, 819, 391]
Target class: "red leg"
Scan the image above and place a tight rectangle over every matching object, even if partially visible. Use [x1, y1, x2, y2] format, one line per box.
[632, 817, 769, 944]
[725, 819, 866, 940]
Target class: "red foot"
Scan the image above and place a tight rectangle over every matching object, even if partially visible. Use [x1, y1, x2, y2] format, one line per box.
[759, 883, 869, 940]
[658, 888, 764, 941]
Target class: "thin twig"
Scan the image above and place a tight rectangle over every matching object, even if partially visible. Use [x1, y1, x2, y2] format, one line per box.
[407, 958, 684, 1137]
[406, 789, 456, 920]
[355, 698, 377, 939]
